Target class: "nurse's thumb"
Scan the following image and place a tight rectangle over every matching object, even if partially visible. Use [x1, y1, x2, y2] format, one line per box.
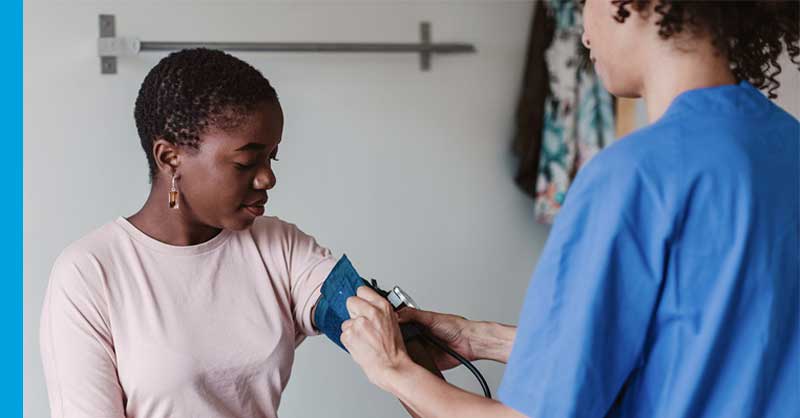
[397, 307, 434, 326]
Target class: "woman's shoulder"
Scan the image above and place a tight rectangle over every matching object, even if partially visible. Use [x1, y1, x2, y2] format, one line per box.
[248, 215, 308, 237]
[52, 219, 129, 277]
[245, 216, 329, 251]
[46, 219, 131, 300]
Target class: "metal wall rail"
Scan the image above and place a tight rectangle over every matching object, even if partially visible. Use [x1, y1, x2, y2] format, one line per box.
[97, 15, 476, 74]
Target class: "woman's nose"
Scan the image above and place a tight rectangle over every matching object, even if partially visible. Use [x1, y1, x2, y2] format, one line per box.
[253, 165, 276, 190]
[581, 32, 591, 49]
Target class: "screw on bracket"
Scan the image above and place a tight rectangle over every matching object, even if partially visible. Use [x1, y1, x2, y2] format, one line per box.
[99, 15, 117, 74]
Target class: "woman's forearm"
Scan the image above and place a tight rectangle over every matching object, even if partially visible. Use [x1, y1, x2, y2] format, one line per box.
[467, 321, 516, 364]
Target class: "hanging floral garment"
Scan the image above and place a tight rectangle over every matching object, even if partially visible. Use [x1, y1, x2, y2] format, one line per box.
[533, 0, 616, 224]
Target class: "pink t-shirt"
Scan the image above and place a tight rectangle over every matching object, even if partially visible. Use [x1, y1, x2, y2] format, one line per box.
[40, 216, 337, 418]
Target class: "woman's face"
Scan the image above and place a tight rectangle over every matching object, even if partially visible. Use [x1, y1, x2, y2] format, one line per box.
[174, 101, 283, 231]
[581, 0, 648, 97]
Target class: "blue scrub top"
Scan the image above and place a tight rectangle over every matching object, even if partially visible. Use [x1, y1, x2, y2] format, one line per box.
[498, 81, 799, 418]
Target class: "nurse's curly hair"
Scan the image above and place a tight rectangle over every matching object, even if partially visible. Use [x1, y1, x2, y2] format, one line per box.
[134, 48, 279, 181]
[609, 0, 799, 99]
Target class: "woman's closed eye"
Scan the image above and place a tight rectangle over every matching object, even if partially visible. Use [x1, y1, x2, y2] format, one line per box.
[235, 161, 257, 170]
[235, 155, 279, 170]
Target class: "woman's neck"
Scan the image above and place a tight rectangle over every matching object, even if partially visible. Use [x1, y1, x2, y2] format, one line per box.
[641, 40, 738, 123]
[127, 185, 222, 246]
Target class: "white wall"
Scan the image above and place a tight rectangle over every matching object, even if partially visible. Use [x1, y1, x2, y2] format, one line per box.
[772, 52, 800, 118]
[24, 1, 546, 417]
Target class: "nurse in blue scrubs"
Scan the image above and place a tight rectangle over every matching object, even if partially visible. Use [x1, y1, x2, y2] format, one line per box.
[340, 1, 799, 418]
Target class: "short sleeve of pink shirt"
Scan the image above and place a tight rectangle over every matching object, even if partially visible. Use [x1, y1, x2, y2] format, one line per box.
[39, 216, 337, 418]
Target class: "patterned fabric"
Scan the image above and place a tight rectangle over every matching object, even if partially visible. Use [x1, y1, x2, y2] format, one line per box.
[534, 0, 616, 224]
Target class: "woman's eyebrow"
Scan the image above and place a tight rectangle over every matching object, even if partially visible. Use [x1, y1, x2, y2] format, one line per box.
[234, 142, 267, 152]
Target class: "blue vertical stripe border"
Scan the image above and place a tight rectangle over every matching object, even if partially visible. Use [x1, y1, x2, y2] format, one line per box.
[2, 0, 23, 415]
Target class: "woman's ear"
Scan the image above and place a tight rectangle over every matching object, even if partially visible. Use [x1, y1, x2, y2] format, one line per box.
[153, 138, 180, 178]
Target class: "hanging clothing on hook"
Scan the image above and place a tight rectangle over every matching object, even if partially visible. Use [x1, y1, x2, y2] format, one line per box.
[512, 0, 616, 224]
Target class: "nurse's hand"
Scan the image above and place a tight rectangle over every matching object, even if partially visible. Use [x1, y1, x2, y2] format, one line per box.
[399, 308, 517, 365]
[397, 308, 475, 370]
[342, 286, 412, 391]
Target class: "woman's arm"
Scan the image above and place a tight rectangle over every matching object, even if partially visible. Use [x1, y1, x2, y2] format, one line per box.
[40, 256, 126, 417]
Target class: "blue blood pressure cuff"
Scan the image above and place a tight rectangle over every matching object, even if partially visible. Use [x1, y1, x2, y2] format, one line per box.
[313, 255, 367, 351]
[314, 258, 490, 397]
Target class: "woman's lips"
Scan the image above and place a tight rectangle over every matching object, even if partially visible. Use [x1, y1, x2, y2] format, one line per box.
[243, 198, 267, 217]
[244, 205, 265, 217]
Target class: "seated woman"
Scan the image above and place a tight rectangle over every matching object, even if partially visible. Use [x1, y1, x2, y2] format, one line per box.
[39, 48, 376, 417]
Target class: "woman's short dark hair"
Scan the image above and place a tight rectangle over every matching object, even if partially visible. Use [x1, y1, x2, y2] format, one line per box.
[609, 0, 799, 99]
[134, 48, 279, 181]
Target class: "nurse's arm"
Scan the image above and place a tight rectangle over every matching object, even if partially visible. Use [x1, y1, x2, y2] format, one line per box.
[342, 288, 526, 418]
[399, 339, 445, 418]
[386, 356, 526, 418]
[311, 300, 441, 418]
[398, 308, 516, 367]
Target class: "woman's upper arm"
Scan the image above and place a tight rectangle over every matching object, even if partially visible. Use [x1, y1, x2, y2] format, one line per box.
[284, 223, 337, 338]
[39, 255, 126, 417]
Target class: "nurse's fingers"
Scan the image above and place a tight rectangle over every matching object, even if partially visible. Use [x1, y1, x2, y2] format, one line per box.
[357, 286, 393, 312]
[397, 307, 429, 324]
[341, 317, 369, 348]
[341, 318, 353, 332]
[346, 295, 379, 320]
[341, 317, 370, 342]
